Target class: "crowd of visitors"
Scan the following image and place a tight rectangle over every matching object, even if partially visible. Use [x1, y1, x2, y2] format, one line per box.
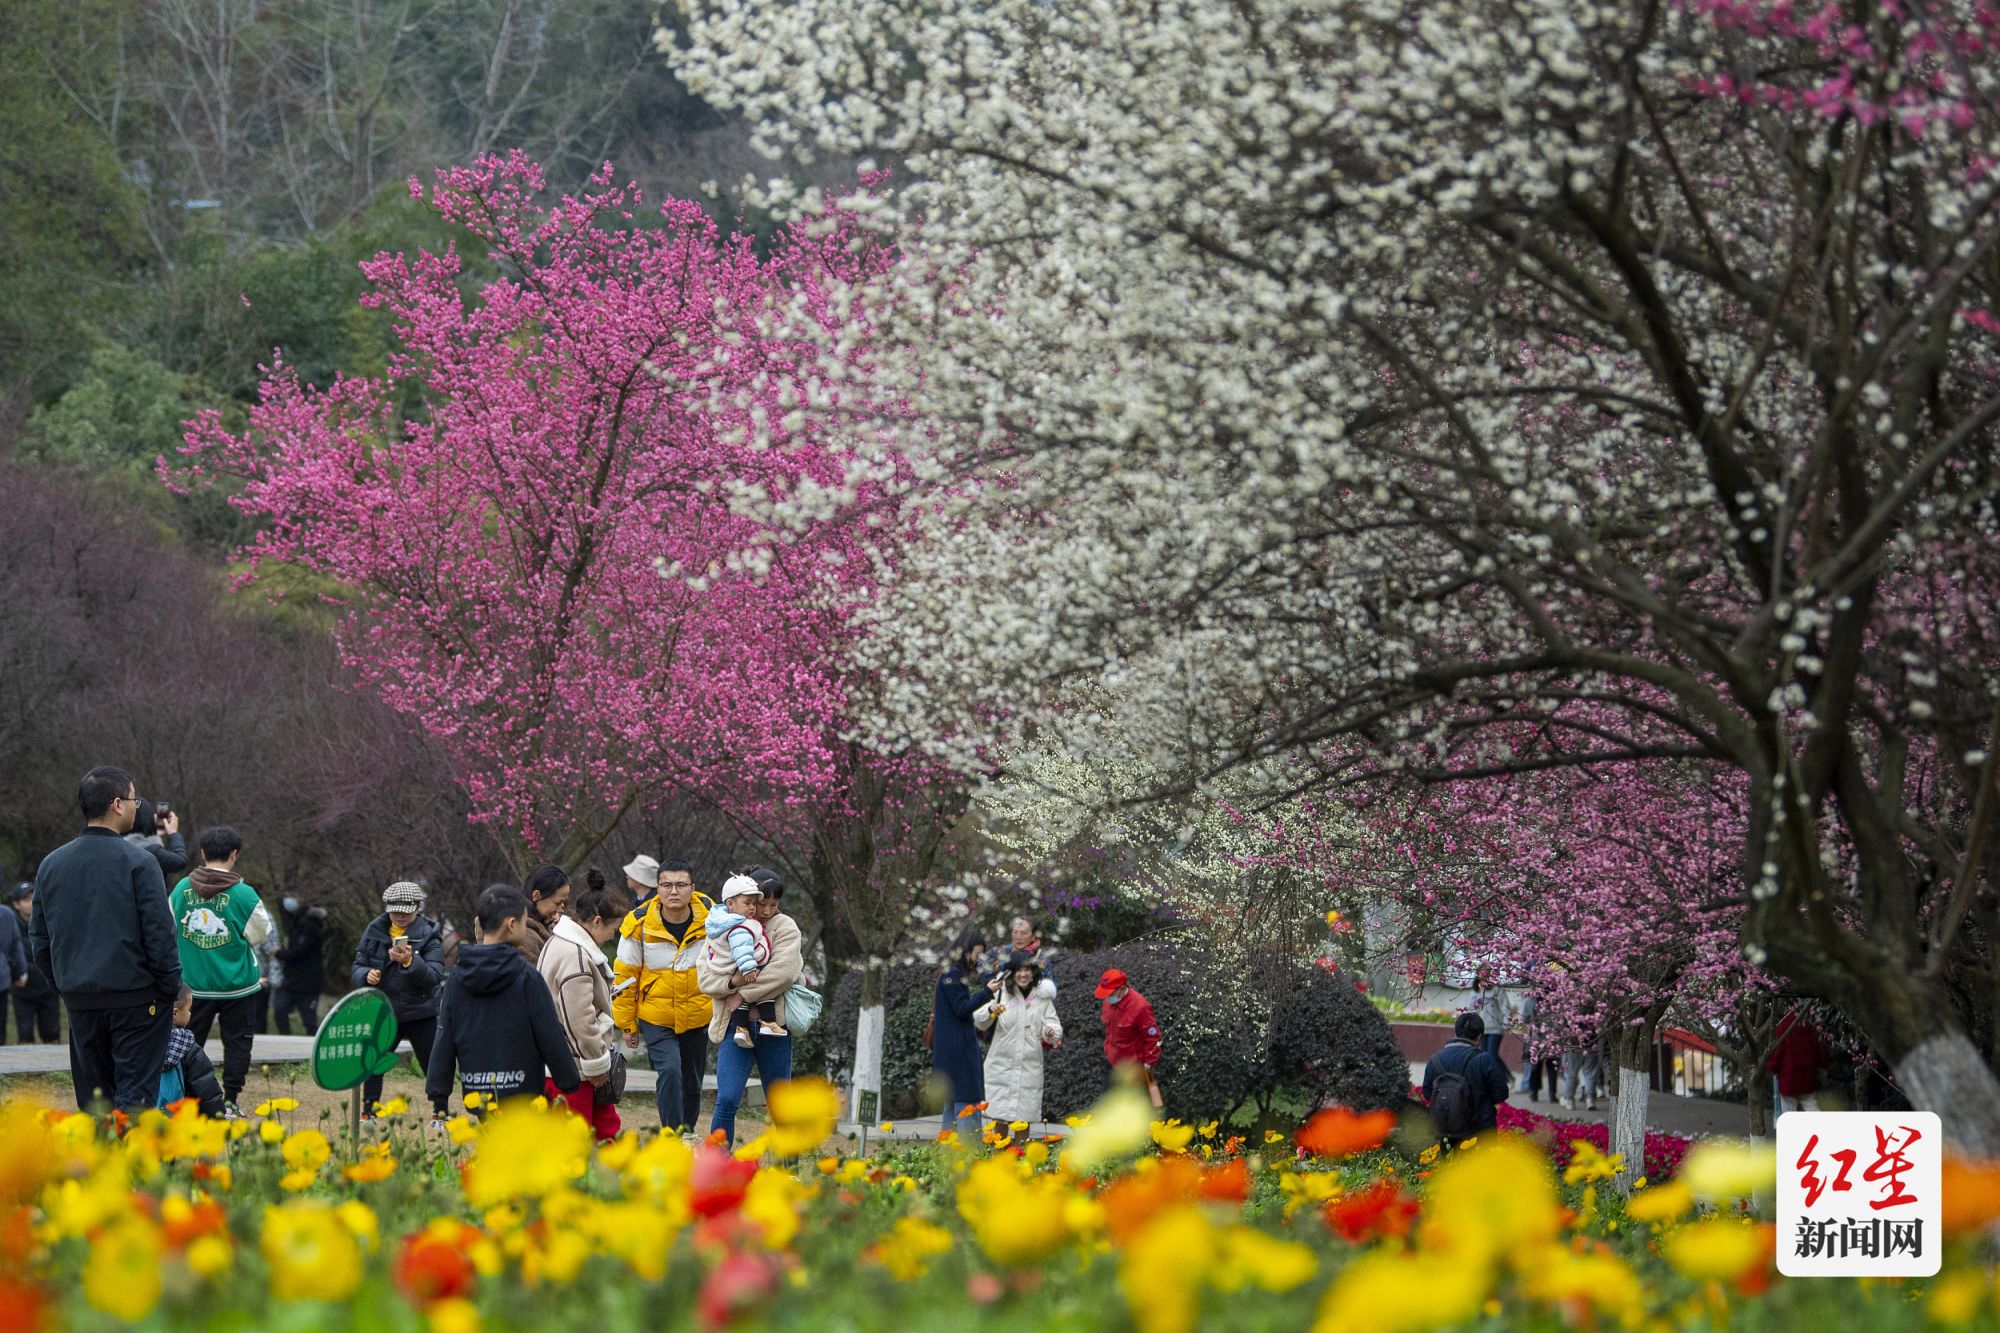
[15, 765, 845, 1146]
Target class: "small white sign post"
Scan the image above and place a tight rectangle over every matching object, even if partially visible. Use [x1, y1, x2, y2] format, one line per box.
[851, 1003, 884, 1128]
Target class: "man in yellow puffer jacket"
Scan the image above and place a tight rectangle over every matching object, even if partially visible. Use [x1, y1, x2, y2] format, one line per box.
[612, 859, 713, 1133]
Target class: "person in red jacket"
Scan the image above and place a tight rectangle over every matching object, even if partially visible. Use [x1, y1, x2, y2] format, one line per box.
[1767, 1007, 1829, 1114]
[1095, 968, 1162, 1103]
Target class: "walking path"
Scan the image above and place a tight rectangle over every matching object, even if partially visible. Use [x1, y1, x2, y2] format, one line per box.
[3, 1043, 1744, 1138]
[1404, 1060, 1753, 1139]
[0, 1034, 756, 1098]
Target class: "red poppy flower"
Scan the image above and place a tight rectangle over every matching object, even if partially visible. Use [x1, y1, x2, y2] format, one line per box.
[162, 1198, 228, 1249]
[0, 1274, 50, 1333]
[697, 1250, 779, 1330]
[690, 1147, 759, 1219]
[1322, 1177, 1420, 1244]
[1295, 1106, 1396, 1159]
[394, 1228, 478, 1305]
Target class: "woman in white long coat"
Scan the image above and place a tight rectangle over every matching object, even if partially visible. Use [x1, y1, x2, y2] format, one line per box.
[974, 957, 1063, 1126]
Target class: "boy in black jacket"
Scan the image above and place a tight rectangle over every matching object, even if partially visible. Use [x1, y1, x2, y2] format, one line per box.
[427, 884, 580, 1117]
[159, 985, 228, 1118]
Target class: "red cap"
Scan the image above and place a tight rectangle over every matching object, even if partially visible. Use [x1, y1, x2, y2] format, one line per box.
[1094, 968, 1128, 1000]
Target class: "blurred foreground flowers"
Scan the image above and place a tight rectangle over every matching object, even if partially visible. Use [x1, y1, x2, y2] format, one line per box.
[0, 1079, 1995, 1330]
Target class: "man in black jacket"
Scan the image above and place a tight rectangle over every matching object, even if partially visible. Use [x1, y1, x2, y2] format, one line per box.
[1421, 1013, 1513, 1141]
[427, 884, 580, 1117]
[30, 766, 183, 1113]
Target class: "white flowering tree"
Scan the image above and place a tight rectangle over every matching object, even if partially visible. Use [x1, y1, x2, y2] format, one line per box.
[981, 686, 1362, 955]
[672, 0, 2000, 1148]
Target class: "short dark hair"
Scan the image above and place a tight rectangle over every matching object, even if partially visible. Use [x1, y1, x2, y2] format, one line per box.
[79, 767, 133, 820]
[177, 983, 194, 1003]
[749, 866, 784, 900]
[197, 826, 243, 863]
[1454, 1012, 1486, 1041]
[658, 858, 693, 877]
[572, 883, 634, 926]
[523, 864, 569, 903]
[475, 883, 529, 935]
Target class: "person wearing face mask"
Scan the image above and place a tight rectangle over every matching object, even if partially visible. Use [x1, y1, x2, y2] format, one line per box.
[352, 880, 448, 1122]
[271, 893, 328, 1036]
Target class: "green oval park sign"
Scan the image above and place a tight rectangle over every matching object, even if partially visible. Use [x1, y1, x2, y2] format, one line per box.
[311, 989, 404, 1091]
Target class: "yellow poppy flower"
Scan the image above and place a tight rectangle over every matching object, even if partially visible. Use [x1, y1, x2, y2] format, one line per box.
[83, 1218, 163, 1320]
[261, 1201, 364, 1302]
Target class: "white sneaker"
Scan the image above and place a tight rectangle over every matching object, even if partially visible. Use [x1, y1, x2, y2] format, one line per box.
[1559, 1097, 1575, 1110]
[732, 1028, 755, 1049]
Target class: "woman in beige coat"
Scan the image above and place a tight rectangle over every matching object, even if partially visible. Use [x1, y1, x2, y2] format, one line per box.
[696, 873, 804, 1145]
[538, 882, 630, 1140]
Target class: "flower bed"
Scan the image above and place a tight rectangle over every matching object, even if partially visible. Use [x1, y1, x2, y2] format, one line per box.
[1494, 1102, 1695, 1182]
[0, 1085, 1995, 1331]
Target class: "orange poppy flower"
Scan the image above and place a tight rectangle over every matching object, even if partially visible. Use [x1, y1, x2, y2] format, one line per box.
[1199, 1159, 1251, 1204]
[1941, 1156, 2000, 1237]
[1295, 1106, 1396, 1159]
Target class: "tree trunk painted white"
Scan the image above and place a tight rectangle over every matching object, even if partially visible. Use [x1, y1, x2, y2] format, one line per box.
[1610, 1065, 1650, 1191]
[1897, 1031, 2000, 1156]
[850, 1003, 885, 1125]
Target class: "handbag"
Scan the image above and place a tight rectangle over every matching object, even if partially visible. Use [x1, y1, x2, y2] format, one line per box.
[783, 984, 823, 1036]
[594, 1048, 627, 1106]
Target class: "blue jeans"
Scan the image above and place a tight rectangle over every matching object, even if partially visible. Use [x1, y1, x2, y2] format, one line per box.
[945, 1100, 985, 1135]
[637, 1020, 710, 1133]
[711, 1026, 792, 1145]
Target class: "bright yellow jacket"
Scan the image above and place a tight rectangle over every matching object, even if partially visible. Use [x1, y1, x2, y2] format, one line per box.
[612, 893, 715, 1034]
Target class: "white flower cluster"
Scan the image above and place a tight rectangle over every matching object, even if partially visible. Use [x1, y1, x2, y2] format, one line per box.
[668, 0, 2000, 1093]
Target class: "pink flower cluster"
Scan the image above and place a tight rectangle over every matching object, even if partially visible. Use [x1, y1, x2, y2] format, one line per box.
[1495, 1102, 1697, 1182]
[170, 154, 910, 857]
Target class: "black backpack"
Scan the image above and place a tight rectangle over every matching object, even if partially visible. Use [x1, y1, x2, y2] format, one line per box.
[1429, 1043, 1481, 1140]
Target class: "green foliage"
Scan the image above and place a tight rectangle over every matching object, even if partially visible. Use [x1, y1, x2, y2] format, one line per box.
[1253, 956, 1414, 1116]
[1040, 937, 1271, 1123]
[826, 938, 1410, 1125]
[25, 344, 205, 475]
[0, 0, 148, 409]
[824, 963, 942, 1120]
[21, 344, 252, 551]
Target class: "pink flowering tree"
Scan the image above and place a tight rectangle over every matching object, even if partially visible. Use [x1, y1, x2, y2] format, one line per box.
[1249, 743, 1766, 1170]
[172, 154, 893, 872]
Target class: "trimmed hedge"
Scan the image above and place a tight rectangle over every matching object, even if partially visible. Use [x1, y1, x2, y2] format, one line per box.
[820, 935, 1409, 1123]
[1253, 954, 1413, 1115]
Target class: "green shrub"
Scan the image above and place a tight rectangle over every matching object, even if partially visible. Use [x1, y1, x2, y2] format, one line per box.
[1040, 935, 1270, 1123]
[1254, 955, 1414, 1114]
[821, 934, 1410, 1126]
